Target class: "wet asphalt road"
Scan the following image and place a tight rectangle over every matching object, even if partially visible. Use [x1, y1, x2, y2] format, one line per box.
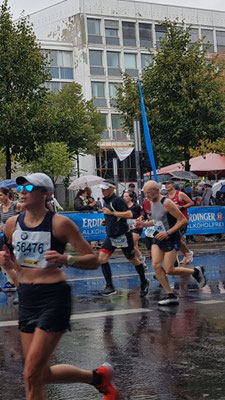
[0, 250, 225, 400]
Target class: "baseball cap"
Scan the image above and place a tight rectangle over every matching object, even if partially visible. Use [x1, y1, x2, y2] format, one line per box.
[98, 179, 115, 190]
[16, 173, 54, 192]
[128, 183, 135, 188]
[164, 179, 174, 185]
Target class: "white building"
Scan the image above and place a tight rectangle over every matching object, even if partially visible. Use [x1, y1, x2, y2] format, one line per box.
[28, 0, 225, 185]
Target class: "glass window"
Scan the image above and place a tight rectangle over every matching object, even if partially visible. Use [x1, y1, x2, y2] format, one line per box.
[216, 31, 225, 52]
[109, 82, 119, 99]
[201, 29, 214, 52]
[139, 23, 152, 47]
[91, 82, 105, 98]
[89, 50, 103, 66]
[49, 51, 58, 67]
[107, 52, 120, 67]
[60, 68, 73, 79]
[59, 51, 73, 67]
[105, 28, 118, 37]
[124, 53, 136, 68]
[141, 54, 152, 70]
[101, 114, 107, 129]
[46, 82, 61, 93]
[111, 114, 122, 130]
[190, 28, 199, 44]
[50, 67, 59, 79]
[155, 25, 167, 46]
[122, 21, 136, 40]
[87, 19, 101, 35]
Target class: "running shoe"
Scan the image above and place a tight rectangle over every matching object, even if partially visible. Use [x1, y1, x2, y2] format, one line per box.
[158, 294, 179, 306]
[101, 286, 117, 296]
[95, 362, 120, 400]
[193, 266, 206, 289]
[13, 291, 19, 305]
[180, 250, 194, 265]
[0, 282, 16, 292]
[140, 280, 150, 297]
[140, 256, 148, 270]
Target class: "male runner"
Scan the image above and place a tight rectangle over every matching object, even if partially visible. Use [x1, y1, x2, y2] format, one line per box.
[135, 181, 206, 306]
[165, 180, 194, 264]
[98, 179, 149, 297]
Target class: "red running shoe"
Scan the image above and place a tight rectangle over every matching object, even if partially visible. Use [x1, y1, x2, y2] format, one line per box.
[95, 362, 120, 400]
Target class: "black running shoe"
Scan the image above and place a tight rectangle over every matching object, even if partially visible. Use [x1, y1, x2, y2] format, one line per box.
[140, 280, 150, 297]
[101, 286, 117, 296]
[158, 294, 179, 306]
[193, 266, 206, 288]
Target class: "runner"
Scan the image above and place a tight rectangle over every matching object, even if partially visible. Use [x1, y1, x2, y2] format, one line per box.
[98, 179, 149, 297]
[165, 180, 194, 265]
[122, 191, 147, 269]
[0, 173, 119, 400]
[135, 181, 206, 306]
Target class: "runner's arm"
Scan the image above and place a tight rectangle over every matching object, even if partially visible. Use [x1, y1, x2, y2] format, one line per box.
[164, 199, 187, 234]
[179, 192, 194, 208]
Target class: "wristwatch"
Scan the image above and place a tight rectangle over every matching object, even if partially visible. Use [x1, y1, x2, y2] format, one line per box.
[67, 255, 75, 266]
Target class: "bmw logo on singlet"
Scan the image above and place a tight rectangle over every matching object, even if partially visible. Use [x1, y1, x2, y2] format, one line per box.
[21, 232, 28, 240]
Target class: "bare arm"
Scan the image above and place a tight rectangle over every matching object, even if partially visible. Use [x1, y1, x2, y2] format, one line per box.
[179, 192, 194, 208]
[102, 207, 133, 219]
[164, 199, 187, 234]
[45, 215, 99, 270]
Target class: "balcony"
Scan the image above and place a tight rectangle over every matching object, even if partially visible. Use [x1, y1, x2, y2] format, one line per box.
[99, 129, 134, 148]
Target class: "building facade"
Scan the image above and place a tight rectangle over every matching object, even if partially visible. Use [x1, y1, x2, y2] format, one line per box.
[28, 0, 225, 183]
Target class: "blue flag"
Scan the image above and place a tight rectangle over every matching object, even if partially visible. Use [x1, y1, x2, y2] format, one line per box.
[138, 80, 158, 182]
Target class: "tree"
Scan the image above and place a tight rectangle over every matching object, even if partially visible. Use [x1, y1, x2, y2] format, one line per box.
[116, 20, 225, 169]
[0, 0, 50, 178]
[45, 82, 102, 158]
[21, 142, 73, 185]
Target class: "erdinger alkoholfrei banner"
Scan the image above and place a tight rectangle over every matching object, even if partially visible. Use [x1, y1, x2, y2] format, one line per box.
[138, 79, 158, 182]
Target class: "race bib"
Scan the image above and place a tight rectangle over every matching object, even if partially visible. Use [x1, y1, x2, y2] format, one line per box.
[127, 219, 136, 230]
[145, 221, 166, 238]
[13, 230, 51, 268]
[110, 234, 128, 248]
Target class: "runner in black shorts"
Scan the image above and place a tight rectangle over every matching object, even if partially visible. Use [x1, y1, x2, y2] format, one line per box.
[122, 191, 147, 268]
[98, 179, 149, 297]
[135, 181, 206, 306]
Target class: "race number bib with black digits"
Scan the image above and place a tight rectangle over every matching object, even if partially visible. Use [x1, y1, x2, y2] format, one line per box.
[12, 230, 51, 268]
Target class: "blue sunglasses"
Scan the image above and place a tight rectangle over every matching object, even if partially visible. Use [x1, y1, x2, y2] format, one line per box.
[17, 184, 35, 193]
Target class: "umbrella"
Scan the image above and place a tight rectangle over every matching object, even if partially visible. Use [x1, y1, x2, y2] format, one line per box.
[68, 175, 104, 190]
[170, 171, 199, 181]
[212, 179, 225, 196]
[0, 179, 17, 188]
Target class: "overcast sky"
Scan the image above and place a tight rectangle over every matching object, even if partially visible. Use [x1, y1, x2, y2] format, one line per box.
[3, 0, 225, 20]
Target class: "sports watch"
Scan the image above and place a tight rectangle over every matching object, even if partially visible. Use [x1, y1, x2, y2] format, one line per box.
[67, 255, 75, 266]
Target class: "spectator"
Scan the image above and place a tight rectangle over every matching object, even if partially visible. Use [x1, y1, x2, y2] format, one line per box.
[215, 191, 225, 206]
[96, 197, 103, 210]
[127, 183, 138, 204]
[74, 189, 96, 212]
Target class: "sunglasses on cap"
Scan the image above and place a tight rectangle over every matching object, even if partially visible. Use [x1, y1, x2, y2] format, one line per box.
[17, 184, 45, 193]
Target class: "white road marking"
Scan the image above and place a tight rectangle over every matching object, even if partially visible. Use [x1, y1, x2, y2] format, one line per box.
[0, 308, 153, 328]
[195, 300, 225, 305]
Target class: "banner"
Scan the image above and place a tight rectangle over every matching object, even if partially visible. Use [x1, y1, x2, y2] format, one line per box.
[61, 207, 225, 241]
[186, 206, 225, 235]
[60, 212, 106, 241]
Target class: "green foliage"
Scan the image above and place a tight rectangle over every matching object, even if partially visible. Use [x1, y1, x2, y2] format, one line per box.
[21, 142, 73, 184]
[45, 82, 102, 156]
[0, 0, 50, 177]
[116, 20, 225, 169]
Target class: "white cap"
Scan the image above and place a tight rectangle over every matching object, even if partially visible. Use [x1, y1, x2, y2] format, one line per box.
[16, 173, 54, 192]
[98, 179, 115, 190]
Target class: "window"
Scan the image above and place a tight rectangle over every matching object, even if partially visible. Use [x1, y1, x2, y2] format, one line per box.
[155, 25, 167, 47]
[87, 19, 100, 35]
[91, 82, 105, 98]
[216, 30, 225, 52]
[107, 52, 120, 67]
[190, 28, 199, 44]
[141, 54, 152, 70]
[45, 82, 61, 93]
[105, 20, 120, 45]
[201, 29, 214, 52]
[139, 23, 153, 48]
[89, 50, 103, 66]
[122, 21, 136, 46]
[100, 114, 109, 139]
[87, 18, 102, 44]
[124, 53, 136, 68]
[109, 82, 119, 99]
[45, 50, 74, 80]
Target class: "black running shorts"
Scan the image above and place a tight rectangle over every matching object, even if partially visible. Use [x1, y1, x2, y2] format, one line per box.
[101, 231, 136, 259]
[152, 234, 181, 252]
[18, 281, 72, 333]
